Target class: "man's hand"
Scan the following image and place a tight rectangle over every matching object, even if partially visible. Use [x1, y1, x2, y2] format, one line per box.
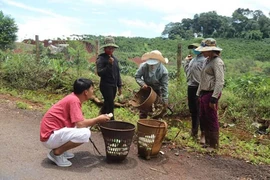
[109, 55, 114, 64]
[97, 114, 111, 123]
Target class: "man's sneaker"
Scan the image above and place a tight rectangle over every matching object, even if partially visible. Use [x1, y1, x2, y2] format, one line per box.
[63, 151, 75, 159]
[47, 150, 72, 167]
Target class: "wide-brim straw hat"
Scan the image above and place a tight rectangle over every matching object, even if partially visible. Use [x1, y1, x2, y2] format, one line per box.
[195, 38, 222, 52]
[141, 50, 169, 64]
[100, 36, 119, 49]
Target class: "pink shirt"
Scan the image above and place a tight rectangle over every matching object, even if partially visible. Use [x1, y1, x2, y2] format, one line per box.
[40, 93, 84, 142]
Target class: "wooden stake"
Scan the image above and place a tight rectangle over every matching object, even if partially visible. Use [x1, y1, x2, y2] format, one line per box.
[176, 43, 182, 81]
[35, 35, 40, 63]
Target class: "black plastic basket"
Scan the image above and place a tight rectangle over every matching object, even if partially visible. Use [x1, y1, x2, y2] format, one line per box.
[99, 121, 135, 162]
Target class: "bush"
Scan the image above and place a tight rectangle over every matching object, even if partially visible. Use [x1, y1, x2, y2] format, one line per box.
[2, 53, 50, 90]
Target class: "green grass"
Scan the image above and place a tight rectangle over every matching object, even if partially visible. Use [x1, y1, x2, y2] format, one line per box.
[0, 85, 270, 165]
[16, 101, 30, 109]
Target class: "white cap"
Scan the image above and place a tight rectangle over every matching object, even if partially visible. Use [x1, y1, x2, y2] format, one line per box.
[146, 59, 159, 65]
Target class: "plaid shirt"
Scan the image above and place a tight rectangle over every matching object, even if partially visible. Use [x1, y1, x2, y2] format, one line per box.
[183, 54, 206, 87]
[196, 56, 225, 99]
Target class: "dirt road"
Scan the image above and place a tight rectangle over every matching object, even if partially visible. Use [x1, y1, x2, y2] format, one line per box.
[0, 99, 269, 180]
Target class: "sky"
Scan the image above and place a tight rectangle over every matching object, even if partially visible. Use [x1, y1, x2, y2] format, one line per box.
[1, 0, 270, 41]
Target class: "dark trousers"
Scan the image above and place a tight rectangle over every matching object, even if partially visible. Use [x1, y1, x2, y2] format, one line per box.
[100, 85, 117, 120]
[199, 92, 220, 132]
[188, 86, 201, 134]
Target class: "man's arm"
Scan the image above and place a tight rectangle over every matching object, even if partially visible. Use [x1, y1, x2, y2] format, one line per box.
[75, 114, 110, 128]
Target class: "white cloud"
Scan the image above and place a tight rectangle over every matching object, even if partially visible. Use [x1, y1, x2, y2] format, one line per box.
[119, 31, 133, 37]
[17, 16, 83, 41]
[119, 19, 165, 33]
[2, 0, 85, 41]
[3, 0, 81, 20]
[3, 0, 59, 17]
[82, 0, 105, 5]
[101, 30, 134, 37]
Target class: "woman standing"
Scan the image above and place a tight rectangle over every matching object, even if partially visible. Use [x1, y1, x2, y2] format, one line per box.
[183, 39, 206, 142]
[195, 38, 225, 149]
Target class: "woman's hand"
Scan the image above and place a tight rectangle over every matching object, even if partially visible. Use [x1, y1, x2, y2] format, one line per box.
[142, 84, 148, 89]
[118, 88, 122, 96]
[209, 102, 217, 111]
[185, 55, 192, 61]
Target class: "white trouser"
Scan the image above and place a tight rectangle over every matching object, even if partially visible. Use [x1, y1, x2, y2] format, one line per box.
[42, 127, 91, 149]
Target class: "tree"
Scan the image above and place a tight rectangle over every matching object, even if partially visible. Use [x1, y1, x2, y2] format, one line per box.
[195, 11, 223, 37]
[244, 30, 263, 40]
[0, 11, 18, 50]
[161, 8, 270, 39]
[257, 15, 270, 38]
[232, 8, 252, 37]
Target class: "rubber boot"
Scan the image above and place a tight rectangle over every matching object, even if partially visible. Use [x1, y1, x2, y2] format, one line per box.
[199, 131, 205, 144]
[202, 131, 210, 148]
[209, 131, 219, 149]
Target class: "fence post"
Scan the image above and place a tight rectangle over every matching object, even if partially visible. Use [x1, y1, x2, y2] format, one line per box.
[95, 40, 99, 74]
[177, 43, 182, 81]
[35, 35, 40, 62]
[95, 40, 99, 57]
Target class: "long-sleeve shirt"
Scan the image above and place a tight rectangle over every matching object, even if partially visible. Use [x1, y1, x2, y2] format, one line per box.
[135, 62, 169, 103]
[196, 56, 225, 99]
[183, 54, 205, 87]
[96, 53, 122, 88]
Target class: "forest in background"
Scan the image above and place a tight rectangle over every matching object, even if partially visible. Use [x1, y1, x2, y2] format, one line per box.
[162, 8, 270, 40]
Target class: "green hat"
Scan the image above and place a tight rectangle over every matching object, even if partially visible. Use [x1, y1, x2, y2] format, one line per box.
[100, 36, 119, 49]
[188, 43, 200, 49]
[188, 37, 204, 49]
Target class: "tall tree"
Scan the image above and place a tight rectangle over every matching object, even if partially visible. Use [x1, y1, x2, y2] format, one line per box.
[162, 22, 184, 39]
[195, 11, 223, 37]
[257, 14, 270, 38]
[232, 8, 252, 37]
[0, 11, 18, 50]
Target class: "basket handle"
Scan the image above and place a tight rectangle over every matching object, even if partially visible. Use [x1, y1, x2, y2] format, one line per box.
[154, 120, 168, 136]
[160, 120, 168, 132]
[153, 120, 168, 145]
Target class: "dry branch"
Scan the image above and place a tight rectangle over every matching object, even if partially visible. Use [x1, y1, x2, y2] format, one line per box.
[91, 96, 126, 107]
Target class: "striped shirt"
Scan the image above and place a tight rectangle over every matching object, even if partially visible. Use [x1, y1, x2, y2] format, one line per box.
[183, 54, 206, 87]
[196, 56, 225, 99]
